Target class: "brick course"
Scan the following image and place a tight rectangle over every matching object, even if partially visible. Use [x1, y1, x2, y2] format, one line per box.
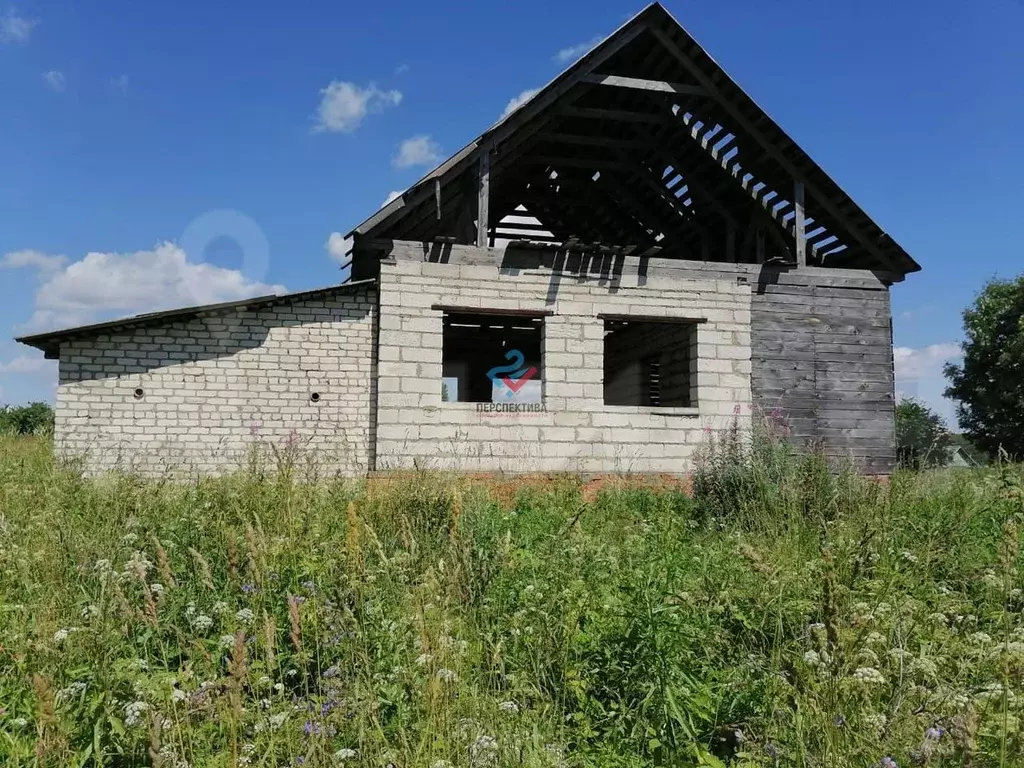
[55, 286, 376, 476]
[375, 258, 752, 474]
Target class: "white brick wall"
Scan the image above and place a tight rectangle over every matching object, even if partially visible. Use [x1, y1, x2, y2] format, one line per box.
[375, 259, 752, 474]
[55, 286, 376, 476]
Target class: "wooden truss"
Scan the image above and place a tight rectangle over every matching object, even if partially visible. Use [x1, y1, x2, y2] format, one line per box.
[347, 3, 918, 278]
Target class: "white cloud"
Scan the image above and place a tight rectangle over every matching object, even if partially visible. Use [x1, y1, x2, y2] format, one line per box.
[893, 343, 961, 380]
[554, 36, 601, 64]
[392, 135, 442, 169]
[11, 242, 286, 332]
[894, 342, 963, 427]
[313, 81, 402, 133]
[0, 8, 37, 43]
[42, 70, 65, 93]
[1, 249, 69, 274]
[0, 355, 51, 374]
[325, 232, 352, 265]
[382, 190, 403, 207]
[500, 88, 539, 119]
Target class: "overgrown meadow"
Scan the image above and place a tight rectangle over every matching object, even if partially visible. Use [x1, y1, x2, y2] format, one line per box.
[1, 434, 1023, 767]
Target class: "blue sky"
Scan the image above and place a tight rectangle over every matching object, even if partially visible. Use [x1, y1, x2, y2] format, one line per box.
[2, 0, 1022, 426]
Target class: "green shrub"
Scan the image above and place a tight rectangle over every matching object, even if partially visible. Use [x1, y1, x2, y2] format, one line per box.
[0, 401, 55, 436]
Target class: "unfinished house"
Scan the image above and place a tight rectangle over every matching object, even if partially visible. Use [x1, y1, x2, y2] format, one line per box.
[17, 3, 919, 476]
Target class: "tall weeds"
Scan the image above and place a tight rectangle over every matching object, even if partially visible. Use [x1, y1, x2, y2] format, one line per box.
[0, 435, 1021, 767]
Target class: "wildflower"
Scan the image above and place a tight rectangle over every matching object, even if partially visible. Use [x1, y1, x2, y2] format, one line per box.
[969, 631, 992, 646]
[322, 665, 340, 678]
[274, 683, 285, 693]
[56, 681, 87, 701]
[982, 570, 1001, 588]
[471, 734, 498, 756]
[303, 720, 321, 736]
[126, 551, 153, 579]
[852, 667, 887, 685]
[925, 726, 945, 741]
[190, 614, 213, 632]
[912, 657, 938, 678]
[927, 612, 948, 626]
[149, 583, 165, 597]
[219, 634, 236, 649]
[431, 761, 451, 768]
[858, 648, 880, 665]
[803, 650, 821, 666]
[415, 653, 433, 667]
[764, 742, 781, 760]
[878, 758, 898, 768]
[864, 712, 887, 733]
[435, 668, 458, 683]
[171, 689, 187, 703]
[124, 700, 149, 727]
[81, 605, 99, 619]
[213, 601, 229, 615]
[899, 550, 918, 564]
[498, 700, 519, 714]
[12, 717, 28, 728]
[241, 583, 257, 594]
[236, 608, 254, 624]
[268, 712, 287, 729]
[334, 748, 358, 761]
[834, 714, 846, 728]
[53, 628, 73, 644]
[887, 648, 910, 662]
[976, 682, 1015, 702]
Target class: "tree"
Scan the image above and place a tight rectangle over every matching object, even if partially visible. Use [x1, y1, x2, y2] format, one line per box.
[944, 275, 1024, 459]
[896, 398, 952, 470]
[0, 401, 55, 436]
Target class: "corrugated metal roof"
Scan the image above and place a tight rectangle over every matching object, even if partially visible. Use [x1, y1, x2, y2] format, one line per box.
[16, 279, 376, 358]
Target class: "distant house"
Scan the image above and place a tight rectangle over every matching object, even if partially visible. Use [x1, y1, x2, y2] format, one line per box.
[16, 3, 920, 477]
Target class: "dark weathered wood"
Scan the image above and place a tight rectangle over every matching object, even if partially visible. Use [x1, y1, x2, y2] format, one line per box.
[750, 281, 895, 472]
[476, 146, 491, 248]
[558, 106, 674, 125]
[793, 180, 806, 267]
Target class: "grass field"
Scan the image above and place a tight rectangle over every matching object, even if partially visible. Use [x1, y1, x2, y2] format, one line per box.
[1, 434, 1023, 767]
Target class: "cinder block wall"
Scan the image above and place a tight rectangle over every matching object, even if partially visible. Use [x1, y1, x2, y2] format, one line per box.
[54, 286, 376, 476]
[375, 257, 752, 474]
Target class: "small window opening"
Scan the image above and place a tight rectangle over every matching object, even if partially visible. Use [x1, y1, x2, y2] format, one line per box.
[309, 392, 321, 403]
[133, 387, 145, 400]
[441, 311, 544, 403]
[603, 319, 696, 407]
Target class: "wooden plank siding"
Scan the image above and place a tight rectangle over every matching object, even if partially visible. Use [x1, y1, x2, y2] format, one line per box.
[751, 284, 895, 473]
[361, 240, 898, 473]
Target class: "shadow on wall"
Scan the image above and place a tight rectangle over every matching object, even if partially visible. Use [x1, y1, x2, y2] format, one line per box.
[58, 303, 373, 385]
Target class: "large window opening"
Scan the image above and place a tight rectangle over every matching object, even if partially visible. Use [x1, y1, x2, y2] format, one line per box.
[441, 310, 544, 404]
[603, 319, 697, 407]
